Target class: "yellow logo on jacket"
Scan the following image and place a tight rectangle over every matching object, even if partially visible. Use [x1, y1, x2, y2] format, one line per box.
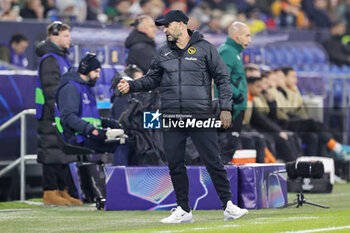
[188, 47, 196, 55]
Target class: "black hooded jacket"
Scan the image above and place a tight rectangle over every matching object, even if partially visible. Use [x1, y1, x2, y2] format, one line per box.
[125, 29, 156, 74]
[323, 35, 350, 66]
[36, 39, 75, 164]
[129, 30, 232, 116]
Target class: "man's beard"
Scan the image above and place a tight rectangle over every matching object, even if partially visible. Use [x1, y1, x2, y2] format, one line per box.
[88, 79, 97, 87]
[166, 32, 181, 42]
[167, 34, 177, 42]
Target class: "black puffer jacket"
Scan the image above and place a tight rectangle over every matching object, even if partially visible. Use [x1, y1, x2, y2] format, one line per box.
[36, 39, 76, 164]
[129, 30, 232, 116]
[125, 29, 156, 74]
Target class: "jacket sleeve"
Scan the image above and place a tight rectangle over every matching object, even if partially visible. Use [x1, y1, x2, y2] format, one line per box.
[251, 107, 282, 132]
[57, 84, 94, 135]
[40, 56, 61, 116]
[323, 40, 350, 65]
[128, 57, 163, 92]
[266, 99, 278, 120]
[207, 43, 233, 111]
[219, 49, 242, 99]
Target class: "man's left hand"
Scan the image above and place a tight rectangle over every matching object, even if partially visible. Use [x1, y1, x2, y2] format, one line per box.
[220, 110, 232, 129]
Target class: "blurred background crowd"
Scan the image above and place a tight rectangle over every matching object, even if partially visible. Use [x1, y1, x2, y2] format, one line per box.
[1, 0, 350, 34]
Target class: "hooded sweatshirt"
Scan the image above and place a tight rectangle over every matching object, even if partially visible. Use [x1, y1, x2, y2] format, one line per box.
[125, 29, 156, 74]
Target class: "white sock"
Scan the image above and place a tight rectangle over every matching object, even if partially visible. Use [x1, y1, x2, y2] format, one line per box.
[332, 143, 342, 153]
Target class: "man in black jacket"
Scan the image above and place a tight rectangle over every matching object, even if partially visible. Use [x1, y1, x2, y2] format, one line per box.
[323, 21, 350, 66]
[125, 15, 157, 74]
[36, 22, 81, 205]
[118, 10, 248, 223]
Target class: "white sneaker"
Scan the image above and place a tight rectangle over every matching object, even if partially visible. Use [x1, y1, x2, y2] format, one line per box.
[160, 206, 194, 224]
[224, 200, 248, 221]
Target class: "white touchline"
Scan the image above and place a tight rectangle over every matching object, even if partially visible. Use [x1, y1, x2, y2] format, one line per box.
[281, 225, 350, 233]
[154, 224, 240, 233]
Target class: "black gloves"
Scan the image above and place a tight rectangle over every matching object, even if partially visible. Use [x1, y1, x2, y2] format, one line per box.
[88, 128, 107, 142]
[233, 93, 244, 104]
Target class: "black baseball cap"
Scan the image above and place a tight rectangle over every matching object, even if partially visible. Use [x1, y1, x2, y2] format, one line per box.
[155, 10, 189, 26]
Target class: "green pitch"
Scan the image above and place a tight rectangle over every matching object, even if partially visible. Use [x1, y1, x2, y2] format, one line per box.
[1, 183, 349, 233]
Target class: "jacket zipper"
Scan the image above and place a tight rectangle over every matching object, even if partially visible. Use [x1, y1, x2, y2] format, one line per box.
[178, 57, 182, 113]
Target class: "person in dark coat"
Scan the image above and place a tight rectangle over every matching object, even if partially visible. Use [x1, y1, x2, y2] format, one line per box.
[110, 64, 144, 120]
[125, 15, 157, 74]
[56, 53, 126, 162]
[118, 10, 248, 223]
[35, 22, 81, 206]
[213, 21, 252, 164]
[323, 21, 350, 66]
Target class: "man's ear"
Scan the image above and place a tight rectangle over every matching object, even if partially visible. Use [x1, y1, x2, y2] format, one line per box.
[179, 21, 185, 29]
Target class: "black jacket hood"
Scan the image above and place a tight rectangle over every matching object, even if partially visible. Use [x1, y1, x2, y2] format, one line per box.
[36, 38, 68, 58]
[60, 69, 89, 86]
[125, 29, 155, 49]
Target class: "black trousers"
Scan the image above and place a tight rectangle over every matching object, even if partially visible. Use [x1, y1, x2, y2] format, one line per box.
[240, 131, 267, 163]
[43, 164, 70, 191]
[81, 138, 128, 165]
[283, 119, 333, 144]
[218, 110, 245, 163]
[163, 128, 232, 210]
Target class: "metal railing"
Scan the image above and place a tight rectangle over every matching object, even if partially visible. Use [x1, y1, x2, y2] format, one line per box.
[0, 109, 37, 201]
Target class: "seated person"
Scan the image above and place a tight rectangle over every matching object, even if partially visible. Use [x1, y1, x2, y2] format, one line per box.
[323, 21, 350, 67]
[110, 64, 143, 120]
[257, 69, 350, 160]
[254, 70, 319, 156]
[0, 33, 29, 68]
[55, 53, 127, 165]
[243, 64, 300, 162]
[110, 65, 165, 166]
[242, 65, 298, 162]
[281, 66, 309, 119]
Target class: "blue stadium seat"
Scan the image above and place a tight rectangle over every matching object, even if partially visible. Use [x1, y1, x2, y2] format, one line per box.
[96, 48, 106, 64]
[312, 46, 328, 64]
[102, 84, 113, 99]
[68, 47, 76, 65]
[300, 45, 315, 65]
[279, 46, 293, 65]
[109, 45, 125, 65]
[96, 67, 104, 86]
[252, 47, 263, 64]
[103, 67, 116, 86]
[81, 48, 93, 58]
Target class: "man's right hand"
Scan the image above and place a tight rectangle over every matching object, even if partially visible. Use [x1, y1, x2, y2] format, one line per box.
[220, 110, 232, 129]
[117, 79, 130, 94]
[279, 131, 288, 140]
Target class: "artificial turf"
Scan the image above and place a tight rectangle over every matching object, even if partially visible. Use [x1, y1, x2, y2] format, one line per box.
[0, 183, 349, 233]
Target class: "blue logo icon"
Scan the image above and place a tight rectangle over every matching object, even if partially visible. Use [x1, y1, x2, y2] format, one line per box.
[143, 110, 162, 129]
